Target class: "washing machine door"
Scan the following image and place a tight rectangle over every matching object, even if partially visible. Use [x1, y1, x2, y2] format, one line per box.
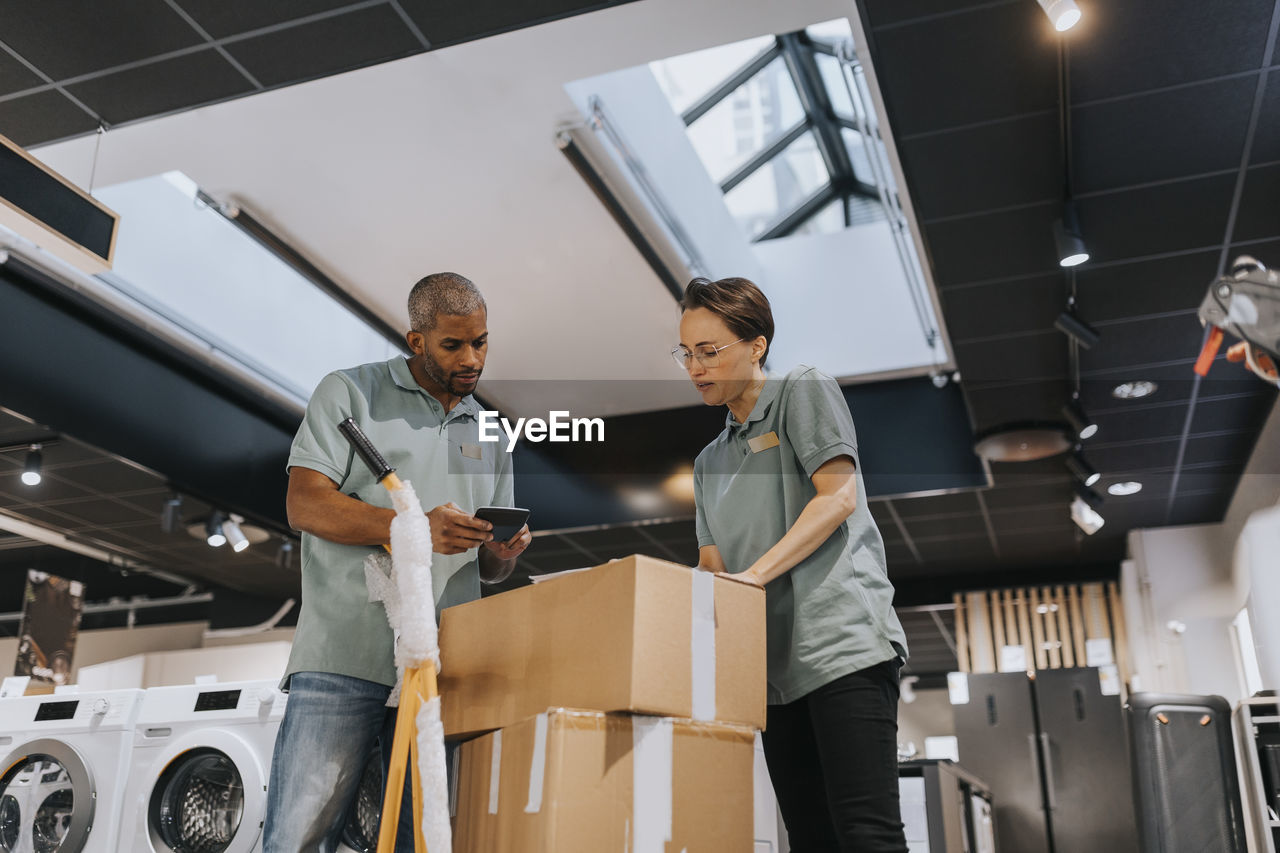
[0, 738, 94, 853]
[339, 748, 383, 853]
[144, 730, 266, 853]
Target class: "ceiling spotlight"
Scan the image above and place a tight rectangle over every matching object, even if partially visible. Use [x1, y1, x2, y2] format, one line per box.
[160, 492, 184, 535]
[1112, 381, 1157, 400]
[1108, 481, 1144, 496]
[1074, 481, 1105, 510]
[223, 515, 250, 553]
[1037, 0, 1082, 31]
[206, 512, 227, 548]
[1071, 496, 1105, 534]
[1065, 451, 1101, 487]
[20, 445, 42, 486]
[1054, 308, 1100, 349]
[276, 540, 296, 571]
[1062, 397, 1098, 440]
[1053, 201, 1089, 266]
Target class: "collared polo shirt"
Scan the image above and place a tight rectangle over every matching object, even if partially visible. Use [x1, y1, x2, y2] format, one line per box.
[283, 356, 513, 688]
[693, 364, 907, 704]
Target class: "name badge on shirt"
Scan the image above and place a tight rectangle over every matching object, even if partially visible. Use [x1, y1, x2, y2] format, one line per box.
[461, 443, 483, 460]
[747, 431, 780, 453]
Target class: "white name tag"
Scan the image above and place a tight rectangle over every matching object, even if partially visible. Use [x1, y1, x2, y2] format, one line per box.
[747, 431, 780, 453]
[461, 442, 483, 460]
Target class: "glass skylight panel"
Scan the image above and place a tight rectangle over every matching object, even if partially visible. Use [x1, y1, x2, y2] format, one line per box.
[650, 35, 776, 115]
[791, 197, 846, 237]
[92, 172, 402, 399]
[723, 131, 829, 239]
[815, 52, 858, 121]
[685, 57, 804, 183]
[841, 126, 875, 185]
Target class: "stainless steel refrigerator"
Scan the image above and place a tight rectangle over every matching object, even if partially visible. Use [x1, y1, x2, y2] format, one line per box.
[952, 668, 1139, 853]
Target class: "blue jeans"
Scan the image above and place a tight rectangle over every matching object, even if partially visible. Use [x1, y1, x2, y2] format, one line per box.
[263, 671, 416, 853]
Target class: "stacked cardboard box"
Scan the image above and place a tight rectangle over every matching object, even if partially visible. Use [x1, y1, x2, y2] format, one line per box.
[439, 555, 768, 852]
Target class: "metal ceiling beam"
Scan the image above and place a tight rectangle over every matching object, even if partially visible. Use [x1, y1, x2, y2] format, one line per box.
[777, 32, 854, 198]
[719, 117, 811, 194]
[681, 43, 781, 126]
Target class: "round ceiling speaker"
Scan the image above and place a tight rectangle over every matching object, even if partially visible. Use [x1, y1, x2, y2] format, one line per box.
[973, 422, 1073, 462]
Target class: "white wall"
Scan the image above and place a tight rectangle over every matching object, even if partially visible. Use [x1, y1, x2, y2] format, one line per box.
[898, 688, 955, 756]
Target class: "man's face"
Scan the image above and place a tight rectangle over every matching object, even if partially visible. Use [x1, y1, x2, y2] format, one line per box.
[407, 310, 488, 397]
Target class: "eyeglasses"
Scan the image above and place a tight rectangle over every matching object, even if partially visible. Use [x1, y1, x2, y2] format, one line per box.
[671, 339, 743, 370]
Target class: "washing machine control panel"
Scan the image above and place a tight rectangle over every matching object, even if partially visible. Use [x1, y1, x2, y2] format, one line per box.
[194, 688, 242, 712]
[33, 699, 78, 721]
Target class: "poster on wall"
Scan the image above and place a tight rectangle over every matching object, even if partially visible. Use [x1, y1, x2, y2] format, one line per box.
[13, 571, 84, 688]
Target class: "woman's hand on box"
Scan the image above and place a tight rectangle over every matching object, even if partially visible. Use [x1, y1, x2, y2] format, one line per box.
[715, 570, 763, 588]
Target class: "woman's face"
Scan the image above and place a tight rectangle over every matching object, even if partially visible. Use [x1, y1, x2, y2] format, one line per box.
[678, 307, 759, 407]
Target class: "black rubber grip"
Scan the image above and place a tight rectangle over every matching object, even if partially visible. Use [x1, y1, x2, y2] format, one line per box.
[337, 417, 395, 482]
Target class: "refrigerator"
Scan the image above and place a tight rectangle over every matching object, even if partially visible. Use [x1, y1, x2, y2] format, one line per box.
[952, 667, 1138, 853]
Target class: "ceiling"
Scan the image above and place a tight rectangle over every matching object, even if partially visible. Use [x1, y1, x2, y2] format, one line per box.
[0, 0, 1277, 671]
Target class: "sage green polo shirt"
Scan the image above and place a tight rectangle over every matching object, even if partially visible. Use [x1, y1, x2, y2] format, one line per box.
[283, 356, 513, 689]
[693, 364, 907, 705]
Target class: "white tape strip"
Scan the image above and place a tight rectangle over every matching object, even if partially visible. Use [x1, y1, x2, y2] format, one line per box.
[632, 716, 674, 853]
[691, 569, 716, 721]
[488, 730, 503, 814]
[524, 713, 549, 814]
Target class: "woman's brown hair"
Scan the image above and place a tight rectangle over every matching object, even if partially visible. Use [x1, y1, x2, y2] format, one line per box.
[680, 276, 775, 367]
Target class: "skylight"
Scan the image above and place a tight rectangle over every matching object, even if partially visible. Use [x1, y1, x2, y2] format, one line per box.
[92, 172, 403, 401]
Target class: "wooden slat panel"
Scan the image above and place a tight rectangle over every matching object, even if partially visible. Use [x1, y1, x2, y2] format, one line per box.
[1055, 585, 1074, 668]
[991, 591, 1007, 669]
[1067, 585, 1087, 665]
[1029, 587, 1048, 670]
[1015, 588, 1035, 672]
[954, 593, 970, 673]
[1108, 581, 1130, 691]
[1042, 586, 1062, 668]
[967, 591, 996, 673]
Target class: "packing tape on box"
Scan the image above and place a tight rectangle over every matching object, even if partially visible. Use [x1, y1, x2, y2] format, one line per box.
[632, 715, 674, 853]
[691, 569, 716, 721]
[488, 729, 503, 814]
[524, 712, 549, 813]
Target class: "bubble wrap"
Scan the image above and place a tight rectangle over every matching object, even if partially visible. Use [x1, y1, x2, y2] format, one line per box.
[363, 551, 407, 707]
[389, 480, 439, 671]
[416, 695, 453, 853]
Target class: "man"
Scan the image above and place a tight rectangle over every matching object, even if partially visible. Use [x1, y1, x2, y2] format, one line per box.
[263, 272, 531, 852]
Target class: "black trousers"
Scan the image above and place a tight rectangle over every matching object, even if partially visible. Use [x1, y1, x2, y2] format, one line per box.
[762, 660, 909, 853]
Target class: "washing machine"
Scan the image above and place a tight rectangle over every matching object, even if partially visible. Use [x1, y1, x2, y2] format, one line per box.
[118, 680, 286, 853]
[0, 687, 146, 852]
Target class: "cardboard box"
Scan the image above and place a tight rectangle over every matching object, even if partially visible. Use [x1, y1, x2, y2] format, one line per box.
[439, 555, 766, 737]
[453, 708, 756, 852]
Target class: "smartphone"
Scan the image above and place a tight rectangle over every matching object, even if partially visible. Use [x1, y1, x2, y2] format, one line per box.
[473, 506, 531, 543]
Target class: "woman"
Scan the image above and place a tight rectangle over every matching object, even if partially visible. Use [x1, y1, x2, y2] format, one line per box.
[675, 276, 909, 852]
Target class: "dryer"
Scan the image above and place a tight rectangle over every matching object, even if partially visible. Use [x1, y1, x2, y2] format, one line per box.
[118, 680, 286, 853]
[0, 688, 145, 853]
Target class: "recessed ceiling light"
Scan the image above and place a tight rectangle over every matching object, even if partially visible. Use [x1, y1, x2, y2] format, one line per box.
[1108, 481, 1143, 496]
[1112, 381, 1157, 399]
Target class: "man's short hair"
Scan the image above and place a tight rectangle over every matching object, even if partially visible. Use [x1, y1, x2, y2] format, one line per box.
[408, 273, 486, 331]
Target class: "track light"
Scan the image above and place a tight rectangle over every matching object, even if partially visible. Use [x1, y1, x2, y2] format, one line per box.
[206, 512, 227, 548]
[1054, 308, 1100, 349]
[1073, 481, 1104, 511]
[276, 540, 295, 571]
[160, 492, 183, 535]
[1065, 451, 1101, 487]
[1071, 496, 1105, 534]
[1062, 397, 1097, 440]
[1037, 0, 1082, 31]
[1053, 200, 1089, 267]
[20, 445, 42, 486]
[223, 515, 250, 553]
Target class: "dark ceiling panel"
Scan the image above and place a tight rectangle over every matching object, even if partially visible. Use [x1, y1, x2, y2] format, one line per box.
[1067, 0, 1273, 102]
[1076, 172, 1237, 263]
[172, 0, 359, 39]
[862, 0, 1014, 28]
[0, 89, 98, 147]
[867, 0, 1057, 137]
[1181, 430, 1263, 467]
[942, 274, 1064, 341]
[982, 480, 1071, 512]
[1253, 69, 1280, 164]
[954, 331, 1067, 384]
[1231, 163, 1280, 244]
[1086, 438, 1179, 474]
[65, 49, 254, 125]
[0, 0, 204, 80]
[1070, 76, 1255, 194]
[223, 4, 422, 88]
[964, 379, 1064, 428]
[400, 0, 631, 47]
[1074, 250, 1221, 322]
[1080, 313, 1205, 372]
[1189, 388, 1278, 435]
[1087, 401, 1191, 445]
[913, 534, 992, 564]
[901, 111, 1059, 221]
[1168, 488, 1234, 526]
[0, 50, 43, 97]
[926, 202, 1059, 286]
[892, 491, 980, 519]
[989, 504, 1072, 535]
[902, 514, 986, 540]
